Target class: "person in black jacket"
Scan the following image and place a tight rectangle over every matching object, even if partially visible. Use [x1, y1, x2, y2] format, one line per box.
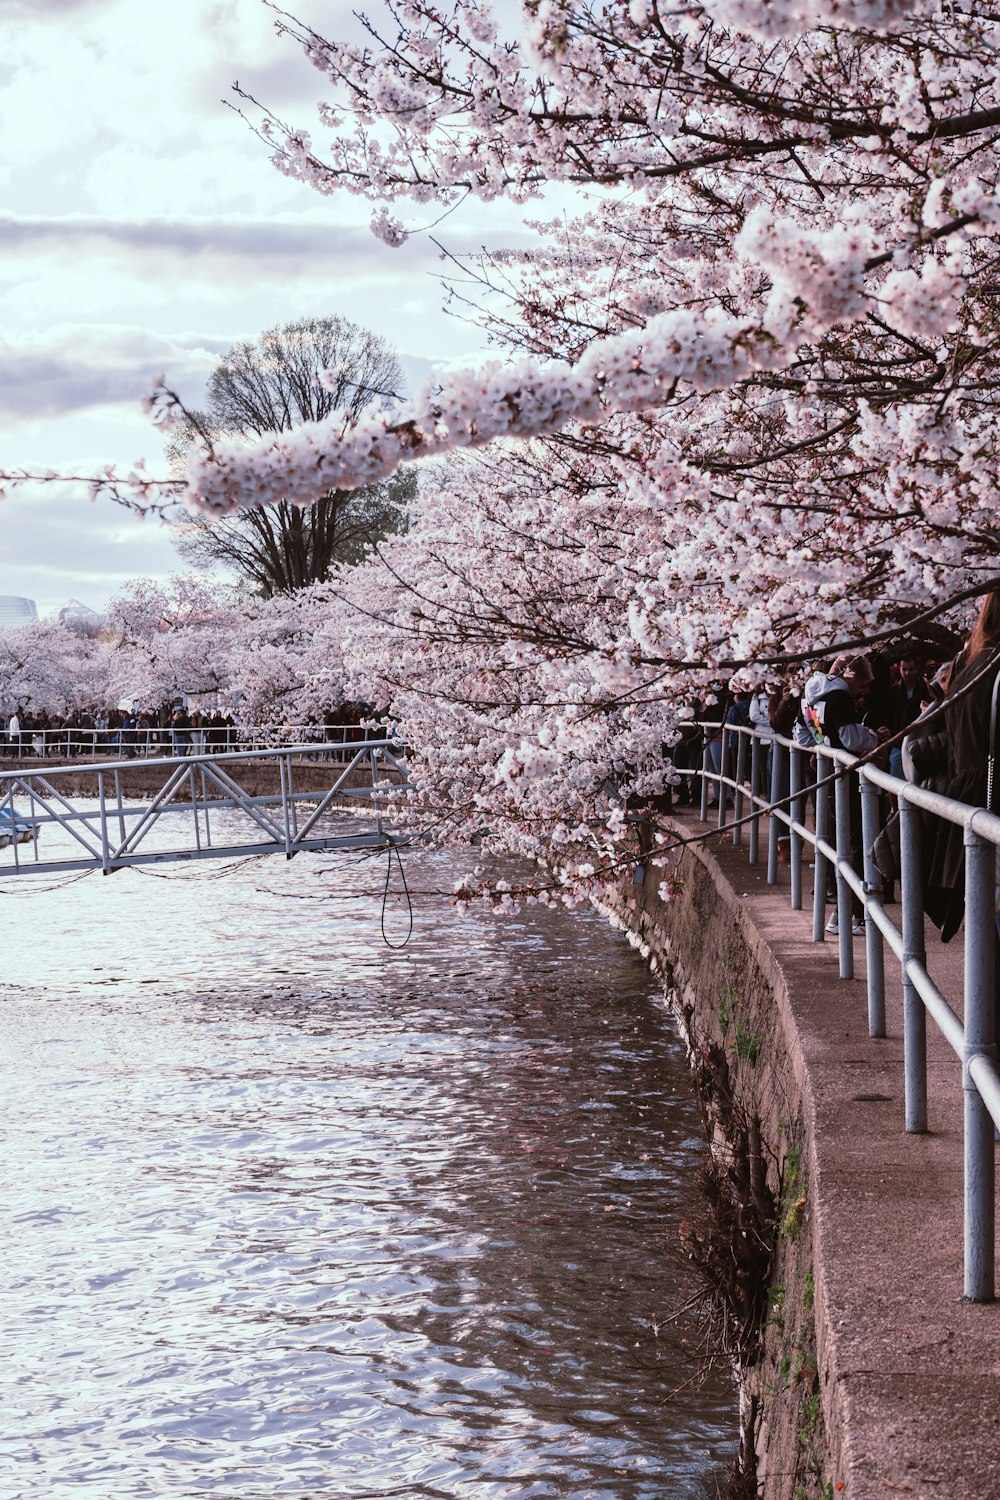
[887, 653, 929, 777]
[923, 593, 1000, 941]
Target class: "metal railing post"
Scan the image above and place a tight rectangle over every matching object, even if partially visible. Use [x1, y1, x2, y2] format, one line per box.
[717, 733, 728, 830]
[279, 753, 293, 856]
[899, 798, 928, 1132]
[734, 730, 747, 848]
[859, 770, 886, 1038]
[790, 745, 803, 911]
[812, 766, 829, 942]
[200, 766, 212, 846]
[6, 781, 20, 871]
[114, 768, 127, 853]
[188, 766, 202, 852]
[766, 736, 781, 885]
[963, 827, 996, 1301]
[699, 733, 710, 823]
[286, 755, 298, 838]
[97, 770, 111, 874]
[371, 747, 384, 837]
[748, 732, 760, 864]
[834, 762, 854, 979]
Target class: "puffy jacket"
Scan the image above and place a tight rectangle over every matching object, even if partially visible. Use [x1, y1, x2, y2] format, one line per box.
[795, 674, 878, 755]
[792, 673, 830, 748]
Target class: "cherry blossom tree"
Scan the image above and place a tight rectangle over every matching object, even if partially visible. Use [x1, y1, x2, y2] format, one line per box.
[0, 620, 112, 718]
[0, 578, 355, 735]
[8, 0, 1000, 656]
[333, 444, 711, 878]
[103, 576, 355, 727]
[9, 0, 1000, 885]
[105, 576, 241, 708]
[147, 0, 1000, 657]
[222, 585, 353, 726]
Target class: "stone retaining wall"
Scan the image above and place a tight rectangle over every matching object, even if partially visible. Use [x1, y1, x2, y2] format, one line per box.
[602, 828, 843, 1499]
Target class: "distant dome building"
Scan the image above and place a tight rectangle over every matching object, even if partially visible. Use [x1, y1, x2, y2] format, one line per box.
[0, 595, 38, 631]
[56, 598, 103, 630]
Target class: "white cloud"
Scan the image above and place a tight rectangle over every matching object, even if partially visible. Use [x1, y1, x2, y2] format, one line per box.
[0, 0, 111, 13]
[0, 0, 532, 601]
[0, 482, 187, 618]
[0, 325, 228, 418]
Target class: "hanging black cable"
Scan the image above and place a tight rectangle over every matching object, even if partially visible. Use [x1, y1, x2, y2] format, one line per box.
[380, 834, 414, 949]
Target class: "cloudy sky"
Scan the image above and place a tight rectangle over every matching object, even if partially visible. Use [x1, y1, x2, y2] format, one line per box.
[0, 0, 507, 615]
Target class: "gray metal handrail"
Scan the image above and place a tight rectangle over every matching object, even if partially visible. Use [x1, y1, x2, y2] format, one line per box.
[679, 719, 1000, 1302]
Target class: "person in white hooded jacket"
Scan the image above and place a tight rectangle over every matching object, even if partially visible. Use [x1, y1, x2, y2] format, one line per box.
[795, 657, 880, 756]
[793, 670, 831, 749]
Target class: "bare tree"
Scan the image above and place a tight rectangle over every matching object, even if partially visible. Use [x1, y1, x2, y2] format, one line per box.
[170, 316, 414, 595]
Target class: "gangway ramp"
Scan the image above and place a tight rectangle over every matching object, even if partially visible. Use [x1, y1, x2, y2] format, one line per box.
[0, 739, 408, 878]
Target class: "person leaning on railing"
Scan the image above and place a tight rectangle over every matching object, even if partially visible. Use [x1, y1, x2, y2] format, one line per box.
[724, 683, 754, 765]
[767, 677, 801, 860]
[701, 682, 731, 806]
[918, 591, 1000, 945]
[745, 679, 775, 805]
[872, 663, 952, 898]
[796, 654, 890, 935]
[887, 652, 930, 778]
[668, 707, 701, 808]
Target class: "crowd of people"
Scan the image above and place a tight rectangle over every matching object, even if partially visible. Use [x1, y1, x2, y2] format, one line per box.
[0, 700, 381, 760]
[672, 649, 944, 803]
[1, 704, 241, 759]
[671, 596, 1000, 949]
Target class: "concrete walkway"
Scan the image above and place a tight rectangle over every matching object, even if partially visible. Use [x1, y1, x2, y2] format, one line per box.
[675, 806, 1000, 1498]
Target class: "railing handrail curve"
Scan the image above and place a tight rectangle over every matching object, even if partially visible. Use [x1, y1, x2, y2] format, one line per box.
[678, 717, 999, 1303]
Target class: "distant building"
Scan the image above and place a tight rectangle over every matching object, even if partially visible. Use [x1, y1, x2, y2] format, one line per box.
[0, 595, 38, 631]
[56, 599, 103, 630]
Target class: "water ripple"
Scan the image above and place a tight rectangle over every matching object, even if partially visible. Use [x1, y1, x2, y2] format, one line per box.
[0, 813, 735, 1497]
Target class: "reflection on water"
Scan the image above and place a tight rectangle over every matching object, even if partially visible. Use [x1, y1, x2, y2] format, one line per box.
[1, 811, 736, 1497]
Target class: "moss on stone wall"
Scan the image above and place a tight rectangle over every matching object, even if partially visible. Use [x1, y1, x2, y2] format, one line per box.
[601, 828, 837, 1500]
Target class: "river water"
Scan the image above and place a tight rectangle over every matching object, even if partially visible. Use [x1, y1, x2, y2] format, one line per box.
[1, 810, 736, 1498]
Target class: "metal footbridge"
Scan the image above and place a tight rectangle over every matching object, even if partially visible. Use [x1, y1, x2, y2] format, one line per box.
[0, 738, 408, 878]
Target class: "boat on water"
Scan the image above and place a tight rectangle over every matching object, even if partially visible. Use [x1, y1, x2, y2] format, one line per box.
[0, 807, 38, 852]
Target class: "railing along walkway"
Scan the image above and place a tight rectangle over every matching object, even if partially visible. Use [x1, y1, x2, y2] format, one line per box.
[685, 721, 1000, 1302]
[0, 721, 383, 762]
[0, 738, 407, 878]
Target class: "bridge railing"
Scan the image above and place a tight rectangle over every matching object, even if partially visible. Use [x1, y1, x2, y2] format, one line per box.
[0, 723, 385, 761]
[679, 720, 999, 1303]
[0, 738, 408, 878]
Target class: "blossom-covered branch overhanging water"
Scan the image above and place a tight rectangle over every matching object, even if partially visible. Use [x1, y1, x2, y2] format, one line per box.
[7, 0, 1000, 896]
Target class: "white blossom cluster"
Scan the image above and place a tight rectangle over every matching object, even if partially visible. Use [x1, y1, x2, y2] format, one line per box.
[0, 577, 354, 728]
[10, 0, 1000, 894]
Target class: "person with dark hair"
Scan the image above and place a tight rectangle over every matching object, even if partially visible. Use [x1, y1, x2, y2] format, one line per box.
[863, 651, 895, 746]
[923, 590, 1000, 940]
[800, 654, 883, 758]
[669, 709, 701, 808]
[797, 653, 888, 935]
[887, 652, 929, 777]
[170, 706, 192, 758]
[207, 712, 228, 750]
[701, 681, 732, 807]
